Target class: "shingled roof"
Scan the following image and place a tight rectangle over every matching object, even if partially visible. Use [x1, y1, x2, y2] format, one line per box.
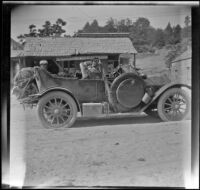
[22, 37, 137, 57]
[172, 48, 192, 63]
[11, 38, 23, 50]
[11, 50, 24, 58]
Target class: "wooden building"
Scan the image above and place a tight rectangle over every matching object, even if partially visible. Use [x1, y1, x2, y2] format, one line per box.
[18, 35, 137, 76]
[170, 48, 192, 85]
[10, 38, 24, 85]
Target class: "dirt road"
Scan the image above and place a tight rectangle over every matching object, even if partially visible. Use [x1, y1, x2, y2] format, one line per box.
[10, 95, 191, 187]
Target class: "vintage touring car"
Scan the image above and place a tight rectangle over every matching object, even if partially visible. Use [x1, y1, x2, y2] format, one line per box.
[12, 59, 191, 129]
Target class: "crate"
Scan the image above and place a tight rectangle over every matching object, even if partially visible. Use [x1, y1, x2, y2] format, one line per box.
[82, 103, 103, 117]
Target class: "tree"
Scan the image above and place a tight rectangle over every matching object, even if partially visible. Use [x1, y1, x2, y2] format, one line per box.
[130, 17, 151, 45]
[153, 29, 165, 48]
[17, 34, 26, 43]
[82, 22, 91, 32]
[125, 18, 132, 27]
[17, 18, 67, 42]
[164, 22, 173, 44]
[146, 26, 157, 45]
[182, 16, 191, 38]
[89, 19, 100, 32]
[28, 24, 38, 37]
[38, 21, 52, 37]
[103, 17, 117, 32]
[17, 24, 38, 42]
[172, 24, 182, 44]
[165, 43, 184, 68]
[53, 18, 66, 36]
[116, 19, 130, 32]
[184, 16, 191, 27]
[135, 17, 150, 31]
[165, 22, 173, 34]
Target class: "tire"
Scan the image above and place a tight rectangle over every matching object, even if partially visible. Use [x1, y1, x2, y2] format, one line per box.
[157, 88, 190, 122]
[37, 91, 77, 129]
[110, 73, 145, 112]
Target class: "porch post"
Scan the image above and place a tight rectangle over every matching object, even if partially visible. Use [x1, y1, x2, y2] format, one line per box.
[133, 53, 136, 68]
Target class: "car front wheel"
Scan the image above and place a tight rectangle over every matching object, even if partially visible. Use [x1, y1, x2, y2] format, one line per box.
[157, 88, 190, 122]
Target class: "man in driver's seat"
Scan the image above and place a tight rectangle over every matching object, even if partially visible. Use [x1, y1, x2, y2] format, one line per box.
[39, 60, 48, 70]
[80, 57, 102, 79]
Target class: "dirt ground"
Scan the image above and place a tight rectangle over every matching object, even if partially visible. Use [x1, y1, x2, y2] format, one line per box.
[9, 95, 192, 188]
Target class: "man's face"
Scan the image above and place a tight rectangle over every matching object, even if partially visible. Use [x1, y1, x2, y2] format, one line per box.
[41, 64, 48, 69]
[92, 59, 99, 67]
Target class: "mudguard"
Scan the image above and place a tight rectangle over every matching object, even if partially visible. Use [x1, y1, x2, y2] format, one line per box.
[141, 82, 191, 112]
[36, 87, 81, 112]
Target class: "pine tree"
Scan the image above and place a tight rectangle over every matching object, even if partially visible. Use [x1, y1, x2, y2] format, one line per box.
[172, 24, 182, 44]
[164, 22, 173, 44]
[90, 19, 100, 32]
[154, 29, 165, 48]
[83, 22, 91, 32]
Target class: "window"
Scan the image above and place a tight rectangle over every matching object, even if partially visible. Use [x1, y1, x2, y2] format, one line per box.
[63, 61, 69, 68]
[114, 61, 118, 68]
[69, 61, 75, 68]
[120, 57, 129, 65]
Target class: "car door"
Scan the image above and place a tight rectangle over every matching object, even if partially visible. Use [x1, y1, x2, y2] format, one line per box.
[76, 79, 106, 103]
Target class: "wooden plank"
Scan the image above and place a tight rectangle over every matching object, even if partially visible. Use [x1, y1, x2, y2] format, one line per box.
[56, 55, 108, 61]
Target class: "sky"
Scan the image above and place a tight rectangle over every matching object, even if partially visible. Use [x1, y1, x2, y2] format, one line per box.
[11, 4, 192, 41]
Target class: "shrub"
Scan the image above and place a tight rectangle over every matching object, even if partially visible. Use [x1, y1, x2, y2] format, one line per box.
[165, 41, 189, 68]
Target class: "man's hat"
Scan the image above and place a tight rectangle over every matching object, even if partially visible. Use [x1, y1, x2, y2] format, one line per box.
[40, 60, 48, 65]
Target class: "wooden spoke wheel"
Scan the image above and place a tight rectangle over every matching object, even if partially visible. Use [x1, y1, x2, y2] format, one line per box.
[37, 91, 77, 129]
[157, 88, 190, 121]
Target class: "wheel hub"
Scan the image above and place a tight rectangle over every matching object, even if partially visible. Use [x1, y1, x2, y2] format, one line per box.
[174, 104, 180, 109]
[54, 108, 60, 114]
[171, 103, 180, 110]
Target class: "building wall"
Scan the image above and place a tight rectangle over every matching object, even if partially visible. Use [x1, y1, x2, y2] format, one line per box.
[10, 39, 24, 87]
[10, 58, 25, 87]
[11, 59, 20, 86]
[171, 59, 191, 85]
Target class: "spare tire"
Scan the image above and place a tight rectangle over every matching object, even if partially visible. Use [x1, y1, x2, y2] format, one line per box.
[110, 73, 145, 112]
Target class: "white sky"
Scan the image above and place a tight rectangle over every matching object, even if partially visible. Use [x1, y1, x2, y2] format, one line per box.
[11, 4, 191, 41]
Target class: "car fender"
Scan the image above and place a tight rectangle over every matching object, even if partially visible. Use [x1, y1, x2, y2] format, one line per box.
[142, 82, 191, 112]
[36, 87, 81, 112]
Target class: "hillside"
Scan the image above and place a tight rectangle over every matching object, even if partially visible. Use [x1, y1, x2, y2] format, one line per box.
[136, 39, 191, 77]
[136, 48, 170, 76]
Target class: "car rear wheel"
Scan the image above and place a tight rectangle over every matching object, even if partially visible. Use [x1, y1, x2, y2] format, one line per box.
[37, 91, 77, 129]
[157, 88, 190, 121]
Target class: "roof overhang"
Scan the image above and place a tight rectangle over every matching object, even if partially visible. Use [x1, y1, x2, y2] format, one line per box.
[119, 53, 136, 58]
[56, 55, 108, 62]
[11, 50, 24, 58]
